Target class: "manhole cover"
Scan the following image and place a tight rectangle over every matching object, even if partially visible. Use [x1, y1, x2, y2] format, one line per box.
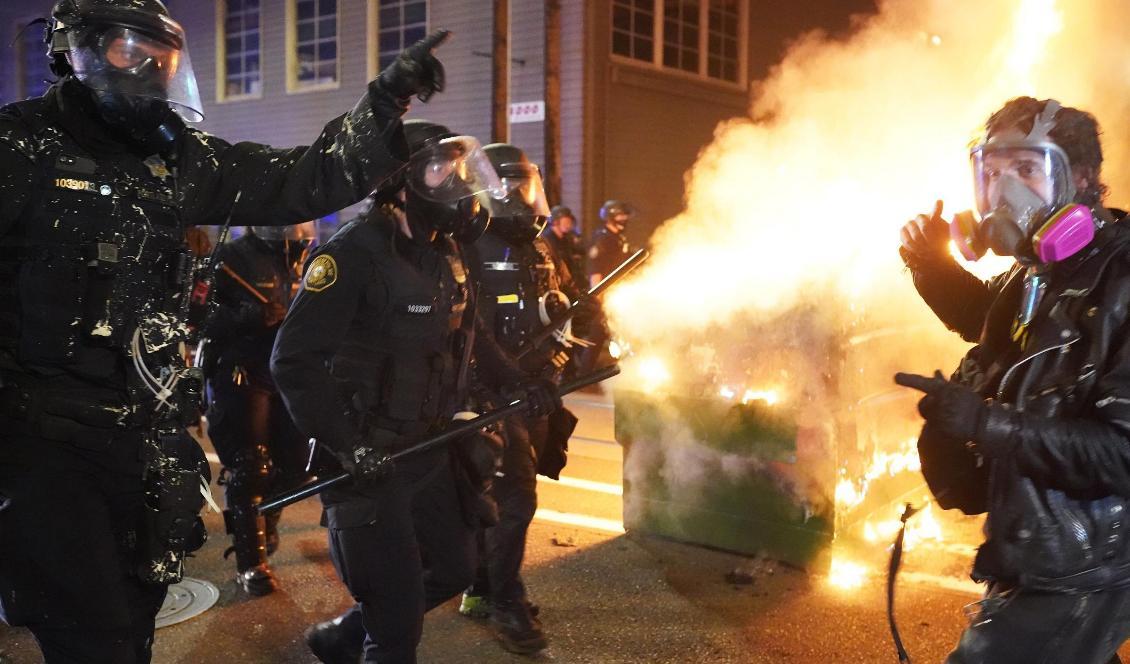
[156, 577, 220, 629]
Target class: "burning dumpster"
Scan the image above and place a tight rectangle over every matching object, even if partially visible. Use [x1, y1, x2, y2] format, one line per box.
[612, 307, 976, 573]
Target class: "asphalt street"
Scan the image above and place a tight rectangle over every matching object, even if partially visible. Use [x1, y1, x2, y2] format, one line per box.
[3, 390, 1130, 663]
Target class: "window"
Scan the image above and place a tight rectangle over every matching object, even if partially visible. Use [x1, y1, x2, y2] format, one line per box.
[217, 0, 262, 100]
[288, 0, 339, 91]
[662, 0, 699, 74]
[372, 0, 427, 73]
[18, 21, 53, 99]
[611, 0, 654, 63]
[707, 0, 740, 82]
[611, 0, 746, 85]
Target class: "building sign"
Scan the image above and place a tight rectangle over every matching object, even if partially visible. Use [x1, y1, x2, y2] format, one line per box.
[509, 101, 545, 124]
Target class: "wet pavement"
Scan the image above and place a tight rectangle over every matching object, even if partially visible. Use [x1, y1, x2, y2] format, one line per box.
[3, 390, 1130, 663]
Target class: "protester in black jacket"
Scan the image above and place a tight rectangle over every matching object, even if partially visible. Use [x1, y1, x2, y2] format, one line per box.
[898, 96, 1130, 664]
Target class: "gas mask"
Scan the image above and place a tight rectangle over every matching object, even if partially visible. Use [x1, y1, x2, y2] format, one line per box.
[50, 1, 202, 152]
[403, 135, 504, 244]
[486, 162, 550, 244]
[952, 100, 1094, 265]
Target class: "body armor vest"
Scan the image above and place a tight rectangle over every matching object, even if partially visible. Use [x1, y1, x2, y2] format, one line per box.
[0, 97, 191, 370]
[329, 217, 471, 435]
[467, 233, 565, 372]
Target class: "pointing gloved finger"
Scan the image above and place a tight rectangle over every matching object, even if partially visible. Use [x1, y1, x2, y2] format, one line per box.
[409, 29, 452, 57]
[894, 371, 944, 393]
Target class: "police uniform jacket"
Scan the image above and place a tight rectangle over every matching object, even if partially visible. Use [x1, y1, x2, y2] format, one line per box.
[0, 78, 407, 440]
[270, 210, 524, 462]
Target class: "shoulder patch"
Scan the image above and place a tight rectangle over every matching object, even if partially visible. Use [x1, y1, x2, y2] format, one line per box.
[304, 254, 339, 292]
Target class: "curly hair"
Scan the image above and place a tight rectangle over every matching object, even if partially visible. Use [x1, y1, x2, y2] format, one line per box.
[985, 97, 1107, 206]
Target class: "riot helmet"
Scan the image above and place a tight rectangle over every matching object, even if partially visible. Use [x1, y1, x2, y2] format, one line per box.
[401, 119, 503, 244]
[481, 143, 550, 244]
[599, 200, 635, 233]
[251, 222, 317, 266]
[549, 205, 575, 230]
[49, 0, 203, 125]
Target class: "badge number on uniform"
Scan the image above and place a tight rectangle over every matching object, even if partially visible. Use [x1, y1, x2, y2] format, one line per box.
[304, 254, 338, 292]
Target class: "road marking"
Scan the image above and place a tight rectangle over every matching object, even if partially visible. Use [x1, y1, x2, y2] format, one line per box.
[538, 475, 623, 496]
[534, 508, 625, 534]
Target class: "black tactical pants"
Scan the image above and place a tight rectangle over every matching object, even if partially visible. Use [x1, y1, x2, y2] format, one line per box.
[207, 377, 308, 567]
[325, 449, 476, 664]
[472, 414, 546, 605]
[946, 583, 1130, 664]
[0, 432, 168, 664]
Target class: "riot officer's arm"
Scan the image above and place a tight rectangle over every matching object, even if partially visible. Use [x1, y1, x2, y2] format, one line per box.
[181, 31, 455, 229]
[0, 130, 35, 237]
[270, 240, 376, 453]
[180, 96, 408, 229]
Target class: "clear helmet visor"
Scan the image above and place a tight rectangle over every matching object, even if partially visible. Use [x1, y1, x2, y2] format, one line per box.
[407, 136, 507, 204]
[492, 163, 550, 218]
[971, 144, 1073, 224]
[67, 25, 204, 122]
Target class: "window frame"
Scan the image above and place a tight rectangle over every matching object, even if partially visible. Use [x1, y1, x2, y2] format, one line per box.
[610, 0, 749, 90]
[215, 0, 264, 103]
[286, 0, 342, 94]
[366, 0, 430, 81]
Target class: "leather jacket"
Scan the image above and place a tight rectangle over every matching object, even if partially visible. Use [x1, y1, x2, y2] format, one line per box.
[908, 214, 1130, 591]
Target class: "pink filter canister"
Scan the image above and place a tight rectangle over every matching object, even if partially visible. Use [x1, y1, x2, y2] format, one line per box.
[1034, 204, 1094, 263]
[949, 211, 982, 261]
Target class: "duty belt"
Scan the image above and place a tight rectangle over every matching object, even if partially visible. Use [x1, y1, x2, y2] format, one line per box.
[0, 379, 148, 430]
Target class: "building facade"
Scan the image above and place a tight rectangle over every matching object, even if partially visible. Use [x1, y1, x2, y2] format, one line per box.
[0, 0, 871, 242]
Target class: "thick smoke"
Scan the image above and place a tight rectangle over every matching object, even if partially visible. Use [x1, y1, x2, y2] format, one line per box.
[609, 0, 1130, 340]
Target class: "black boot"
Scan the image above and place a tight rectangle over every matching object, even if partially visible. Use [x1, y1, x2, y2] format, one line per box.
[490, 600, 548, 654]
[224, 506, 279, 596]
[305, 618, 364, 664]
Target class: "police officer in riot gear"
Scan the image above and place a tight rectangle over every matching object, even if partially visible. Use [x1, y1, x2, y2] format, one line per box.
[587, 199, 635, 287]
[577, 200, 635, 376]
[457, 143, 582, 654]
[542, 205, 587, 294]
[202, 223, 315, 596]
[271, 121, 560, 664]
[0, 0, 451, 658]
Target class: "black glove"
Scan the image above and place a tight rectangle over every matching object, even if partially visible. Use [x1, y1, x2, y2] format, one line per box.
[332, 441, 393, 484]
[895, 371, 987, 442]
[377, 29, 451, 102]
[510, 377, 562, 417]
[455, 428, 504, 491]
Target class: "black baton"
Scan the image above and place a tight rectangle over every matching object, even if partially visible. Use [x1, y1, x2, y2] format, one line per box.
[516, 248, 649, 359]
[258, 364, 621, 514]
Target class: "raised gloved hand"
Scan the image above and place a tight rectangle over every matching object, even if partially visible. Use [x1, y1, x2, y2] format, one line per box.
[899, 200, 952, 265]
[377, 29, 451, 102]
[511, 377, 562, 417]
[895, 371, 987, 443]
